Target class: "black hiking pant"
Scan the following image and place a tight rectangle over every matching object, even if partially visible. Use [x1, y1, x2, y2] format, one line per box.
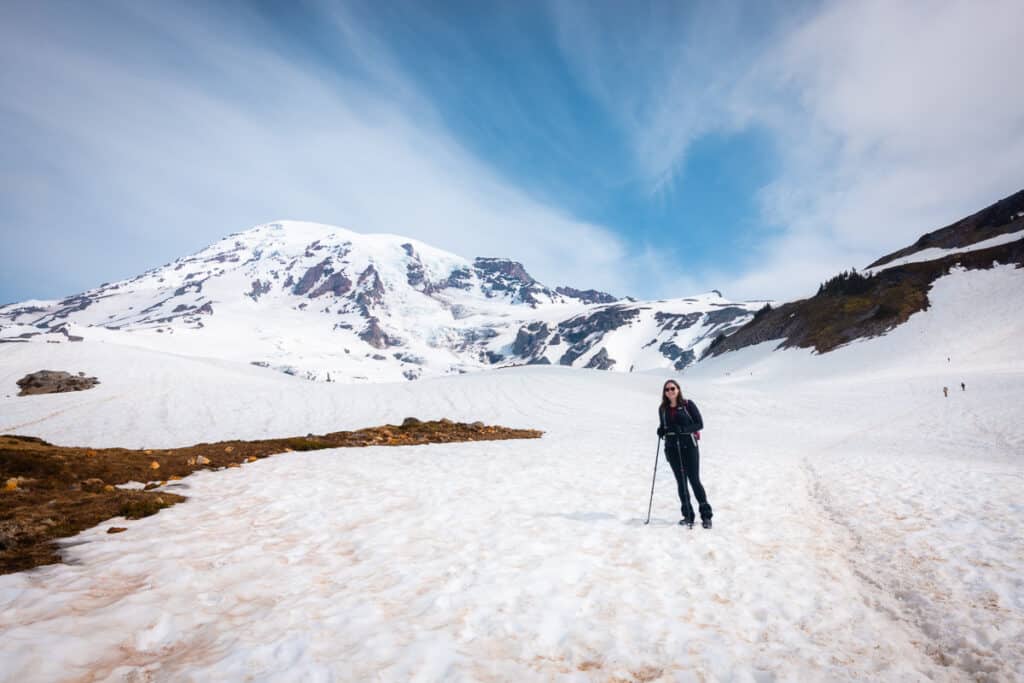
[665, 435, 712, 522]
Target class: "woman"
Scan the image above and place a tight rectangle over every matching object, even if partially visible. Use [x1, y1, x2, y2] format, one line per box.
[657, 380, 713, 528]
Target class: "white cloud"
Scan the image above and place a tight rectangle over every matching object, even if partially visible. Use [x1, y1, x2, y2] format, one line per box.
[732, 0, 1024, 298]
[2, 1, 1021, 306]
[0, 2, 632, 300]
[552, 0, 1024, 300]
[550, 2, 797, 194]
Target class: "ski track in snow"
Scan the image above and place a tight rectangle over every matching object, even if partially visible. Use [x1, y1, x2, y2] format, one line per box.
[0, 266, 1022, 681]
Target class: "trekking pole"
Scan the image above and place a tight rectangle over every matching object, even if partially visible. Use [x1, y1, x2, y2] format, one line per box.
[644, 436, 662, 525]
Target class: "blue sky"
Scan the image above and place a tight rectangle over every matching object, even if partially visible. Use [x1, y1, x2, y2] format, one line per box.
[2, 0, 1022, 304]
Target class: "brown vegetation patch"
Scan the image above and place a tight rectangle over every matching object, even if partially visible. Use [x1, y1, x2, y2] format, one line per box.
[0, 420, 542, 574]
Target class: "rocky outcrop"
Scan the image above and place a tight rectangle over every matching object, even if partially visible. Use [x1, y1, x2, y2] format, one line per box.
[406, 259, 428, 291]
[704, 306, 750, 326]
[292, 258, 332, 296]
[174, 278, 205, 297]
[473, 258, 552, 304]
[247, 279, 272, 301]
[310, 272, 352, 299]
[654, 311, 702, 331]
[16, 370, 100, 396]
[512, 322, 550, 358]
[52, 325, 83, 342]
[584, 348, 616, 370]
[355, 265, 386, 309]
[558, 306, 640, 365]
[473, 257, 535, 284]
[453, 327, 498, 352]
[555, 286, 618, 304]
[869, 188, 1024, 269]
[31, 295, 94, 329]
[443, 267, 473, 290]
[403, 244, 437, 294]
[658, 341, 695, 371]
[359, 318, 395, 349]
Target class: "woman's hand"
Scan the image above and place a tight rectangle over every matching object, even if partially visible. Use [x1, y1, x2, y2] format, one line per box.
[656, 426, 667, 438]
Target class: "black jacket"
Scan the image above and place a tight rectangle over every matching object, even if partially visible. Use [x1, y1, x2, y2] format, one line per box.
[659, 400, 703, 436]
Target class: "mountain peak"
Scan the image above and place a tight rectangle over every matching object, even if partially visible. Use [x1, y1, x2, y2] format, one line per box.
[0, 220, 763, 382]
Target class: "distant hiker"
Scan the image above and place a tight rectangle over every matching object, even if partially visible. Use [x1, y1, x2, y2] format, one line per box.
[943, 386, 949, 397]
[657, 380, 712, 528]
[961, 382, 966, 391]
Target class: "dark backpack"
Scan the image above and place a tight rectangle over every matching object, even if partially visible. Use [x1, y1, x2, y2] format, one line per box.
[681, 400, 701, 441]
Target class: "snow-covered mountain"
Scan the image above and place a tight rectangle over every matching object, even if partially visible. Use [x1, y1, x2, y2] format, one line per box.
[0, 222, 763, 382]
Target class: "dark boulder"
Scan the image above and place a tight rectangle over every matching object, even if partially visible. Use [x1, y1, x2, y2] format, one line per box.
[17, 370, 100, 396]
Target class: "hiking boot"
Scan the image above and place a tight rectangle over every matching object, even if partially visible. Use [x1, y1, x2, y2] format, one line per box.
[679, 518, 695, 528]
[698, 503, 713, 528]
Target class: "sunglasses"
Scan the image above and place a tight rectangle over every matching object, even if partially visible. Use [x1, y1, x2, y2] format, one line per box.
[664, 386, 678, 392]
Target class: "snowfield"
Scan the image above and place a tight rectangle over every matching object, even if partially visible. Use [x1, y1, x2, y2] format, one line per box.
[1, 266, 1022, 681]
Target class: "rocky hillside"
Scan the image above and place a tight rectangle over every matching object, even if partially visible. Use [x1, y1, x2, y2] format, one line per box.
[0, 222, 763, 382]
[706, 189, 1024, 357]
[869, 188, 1024, 269]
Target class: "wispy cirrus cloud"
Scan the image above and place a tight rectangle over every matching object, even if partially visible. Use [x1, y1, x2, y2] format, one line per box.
[549, 2, 801, 195]
[551, 0, 1024, 300]
[0, 1, 632, 302]
[2, 1, 1021, 306]
[735, 0, 1024, 298]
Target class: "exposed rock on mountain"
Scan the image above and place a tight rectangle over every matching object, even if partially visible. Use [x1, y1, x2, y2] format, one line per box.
[472, 257, 550, 305]
[659, 341, 695, 371]
[584, 348, 615, 370]
[554, 286, 618, 305]
[512, 322, 550, 357]
[557, 306, 641, 366]
[359, 318, 396, 350]
[869, 188, 1024, 269]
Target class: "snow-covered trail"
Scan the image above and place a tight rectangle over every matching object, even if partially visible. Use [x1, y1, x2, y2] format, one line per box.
[1, 266, 1022, 681]
[729, 378, 1024, 681]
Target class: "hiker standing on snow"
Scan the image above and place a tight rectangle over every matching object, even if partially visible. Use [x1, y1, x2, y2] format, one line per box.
[657, 380, 713, 528]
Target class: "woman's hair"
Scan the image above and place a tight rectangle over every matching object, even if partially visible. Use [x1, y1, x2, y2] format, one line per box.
[660, 379, 684, 411]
